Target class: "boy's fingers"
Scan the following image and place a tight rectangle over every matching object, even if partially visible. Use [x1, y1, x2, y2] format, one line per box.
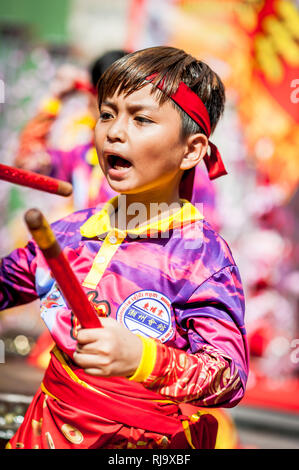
[76, 318, 118, 344]
[73, 351, 105, 368]
[76, 343, 101, 355]
[76, 327, 103, 344]
[73, 352, 112, 377]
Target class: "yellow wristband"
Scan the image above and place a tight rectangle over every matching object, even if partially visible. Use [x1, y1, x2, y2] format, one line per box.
[128, 335, 157, 382]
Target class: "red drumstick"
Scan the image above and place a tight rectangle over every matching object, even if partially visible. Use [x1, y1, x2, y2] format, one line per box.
[0, 163, 72, 197]
[24, 208, 102, 329]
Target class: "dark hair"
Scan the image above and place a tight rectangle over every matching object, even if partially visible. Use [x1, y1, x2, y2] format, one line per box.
[89, 49, 128, 88]
[97, 46, 225, 138]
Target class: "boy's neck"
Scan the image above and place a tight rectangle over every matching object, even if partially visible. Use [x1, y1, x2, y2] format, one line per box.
[112, 187, 183, 231]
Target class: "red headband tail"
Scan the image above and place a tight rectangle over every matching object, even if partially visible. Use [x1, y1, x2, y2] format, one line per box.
[204, 142, 228, 180]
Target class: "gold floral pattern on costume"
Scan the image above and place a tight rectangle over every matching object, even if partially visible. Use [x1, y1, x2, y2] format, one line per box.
[31, 418, 43, 436]
[144, 341, 241, 406]
[45, 431, 55, 449]
[61, 423, 84, 444]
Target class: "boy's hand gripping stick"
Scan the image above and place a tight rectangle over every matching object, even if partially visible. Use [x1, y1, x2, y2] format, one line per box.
[24, 208, 102, 329]
[0, 163, 72, 197]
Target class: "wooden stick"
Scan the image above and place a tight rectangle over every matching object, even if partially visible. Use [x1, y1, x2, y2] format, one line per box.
[0, 163, 72, 197]
[25, 208, 101, 329]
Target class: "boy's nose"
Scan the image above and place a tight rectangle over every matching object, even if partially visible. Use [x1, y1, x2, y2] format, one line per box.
[107, 118, 127, 142]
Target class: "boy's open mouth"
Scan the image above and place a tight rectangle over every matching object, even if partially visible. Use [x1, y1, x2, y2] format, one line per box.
[107, 154, 132, 171]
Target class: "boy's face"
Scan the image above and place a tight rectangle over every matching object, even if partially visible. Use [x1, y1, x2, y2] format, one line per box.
[95, 84, 187, 199]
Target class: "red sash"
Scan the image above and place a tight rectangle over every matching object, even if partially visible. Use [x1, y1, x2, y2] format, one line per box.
[42, 347, 218, 449]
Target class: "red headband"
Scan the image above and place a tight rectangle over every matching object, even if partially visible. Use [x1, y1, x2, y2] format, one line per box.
[147, 74, 227, 200]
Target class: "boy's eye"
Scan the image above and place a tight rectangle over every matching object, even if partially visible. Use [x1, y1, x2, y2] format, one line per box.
[99, 111, 113, 121]
[135, 116, 153, 124]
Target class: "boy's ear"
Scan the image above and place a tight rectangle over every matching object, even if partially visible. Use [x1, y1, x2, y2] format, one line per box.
[180, 133, 209, 171]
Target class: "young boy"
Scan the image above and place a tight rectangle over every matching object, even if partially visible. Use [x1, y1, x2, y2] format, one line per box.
[1, 46, 248, 449]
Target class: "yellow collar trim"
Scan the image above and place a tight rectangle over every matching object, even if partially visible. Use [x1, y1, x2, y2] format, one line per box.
[80, 196, 203, 239]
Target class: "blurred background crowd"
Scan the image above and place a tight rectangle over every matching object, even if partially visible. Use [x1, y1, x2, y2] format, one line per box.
[0, 0, 298, 449]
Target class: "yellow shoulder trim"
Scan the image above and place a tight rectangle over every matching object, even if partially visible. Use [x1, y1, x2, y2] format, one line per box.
[80, 197, 203, 239]
[80, 197, 119, 238]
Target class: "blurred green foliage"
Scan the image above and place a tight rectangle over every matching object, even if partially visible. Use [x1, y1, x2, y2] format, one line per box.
[0, 0, 70, 44]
